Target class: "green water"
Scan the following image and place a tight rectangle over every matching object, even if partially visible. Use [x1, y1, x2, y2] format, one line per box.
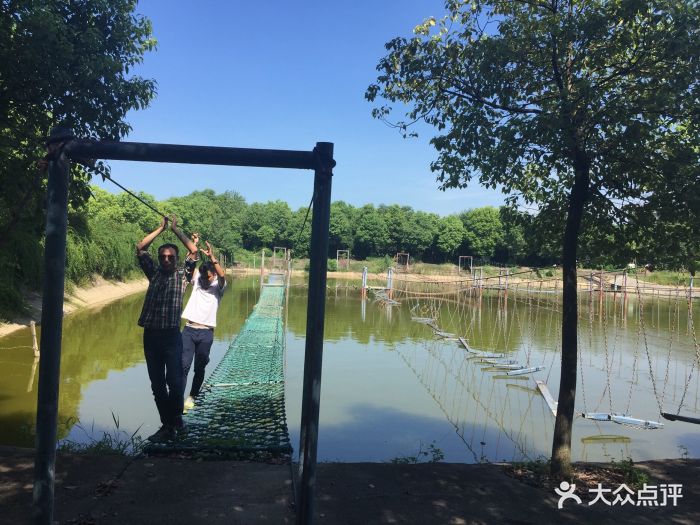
[1, 275, 699, 463]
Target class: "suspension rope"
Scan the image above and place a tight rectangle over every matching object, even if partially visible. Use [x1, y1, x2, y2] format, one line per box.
[100, 171, 169, 221]
[294, 194, 314, 251]
[675, 283, 700, 414]
[635, 272, 665, 415]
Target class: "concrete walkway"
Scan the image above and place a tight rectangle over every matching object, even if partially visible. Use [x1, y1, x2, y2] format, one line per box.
[2, 446, 699, 524]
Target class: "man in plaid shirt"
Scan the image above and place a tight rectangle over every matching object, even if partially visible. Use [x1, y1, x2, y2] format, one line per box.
[136, 216, 197, 443]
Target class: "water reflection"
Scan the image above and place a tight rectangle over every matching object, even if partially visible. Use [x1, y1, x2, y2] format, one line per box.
[1, 275, 698, 464]
[0, 278, 259, 447]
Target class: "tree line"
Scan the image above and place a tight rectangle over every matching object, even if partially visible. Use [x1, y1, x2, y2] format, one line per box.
[2, 178, 696, 318]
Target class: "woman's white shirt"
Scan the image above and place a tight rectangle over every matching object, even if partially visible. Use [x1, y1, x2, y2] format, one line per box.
[181, 270, 226, 327]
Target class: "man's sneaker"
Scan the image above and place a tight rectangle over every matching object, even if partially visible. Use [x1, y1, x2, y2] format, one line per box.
[183, 396, 195, 413]
[147, 425, 175, 443]
[174, 420, 187, 436]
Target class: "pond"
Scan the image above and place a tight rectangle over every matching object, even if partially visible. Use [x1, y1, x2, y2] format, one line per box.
[1, 275, 698, 463]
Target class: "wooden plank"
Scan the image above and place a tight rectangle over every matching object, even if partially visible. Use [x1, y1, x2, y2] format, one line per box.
[507, 366, 545, 376]
[661, 412, 700, 425]
[469, 352, 507, 359]
[611, 415, 664, 429]
[493, 363, 525, 370]
[535, 380, 557, 416]
[481, 358, 519, 365]
[458, 337, 477, 354]
[582, 412, 664, 429]
[581, 412, 611, 421]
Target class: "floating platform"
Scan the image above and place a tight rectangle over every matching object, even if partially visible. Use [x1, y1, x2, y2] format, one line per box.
[661, 412, 700, 425]
[507, 366, 546, 376]
[411, 316, 437, 324]
[458, 337, 506, 359]
[581, 412, 664, 429]
[536, 380, 557, 416]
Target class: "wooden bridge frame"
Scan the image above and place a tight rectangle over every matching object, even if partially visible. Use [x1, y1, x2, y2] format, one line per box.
[35, 127, 333, 525]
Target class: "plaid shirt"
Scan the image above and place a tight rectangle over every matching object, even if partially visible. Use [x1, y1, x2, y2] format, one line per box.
[137, 252, 196, 329]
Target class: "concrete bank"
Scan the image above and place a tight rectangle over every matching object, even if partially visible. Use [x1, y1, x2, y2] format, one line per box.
[2, 447, 698, 524]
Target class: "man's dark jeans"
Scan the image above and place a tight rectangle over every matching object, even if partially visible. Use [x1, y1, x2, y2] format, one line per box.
[143, 327, 184, 426]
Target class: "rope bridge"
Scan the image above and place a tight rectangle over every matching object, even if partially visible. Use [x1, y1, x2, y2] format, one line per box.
[146, 281, 291, 455]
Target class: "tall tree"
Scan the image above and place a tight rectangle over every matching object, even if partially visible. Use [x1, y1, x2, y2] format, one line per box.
[353, 204, 389, 259]
[329, 201, 355, 256]
[0, 0, 156, 299]
[406, 210, 440, 260]
[460, 207, 504, 260]
[367, 0, 699, 476]
[436, 215, 465, 261]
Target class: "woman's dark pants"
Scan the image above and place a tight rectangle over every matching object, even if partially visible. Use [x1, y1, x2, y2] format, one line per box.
[181, 325, 214, 398]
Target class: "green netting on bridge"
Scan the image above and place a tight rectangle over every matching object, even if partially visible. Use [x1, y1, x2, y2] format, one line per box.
[146, 284, 291, 455]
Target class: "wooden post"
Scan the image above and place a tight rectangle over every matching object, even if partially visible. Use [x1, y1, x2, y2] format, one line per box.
[297, 142, 334, 525]
[260, 249, 265, 288]
[34, 128, 71, 525]
[30, 321, 39, 357]
[361, 266, 368, 298]
[386, 267, 394, 300]
[27, 357, 39, 393]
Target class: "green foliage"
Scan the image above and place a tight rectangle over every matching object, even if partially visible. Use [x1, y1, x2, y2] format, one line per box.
[390, 441, 444, 464]
[327, 259, 338, 272]
[57, 412, 144, 457]
[610, 458, 649, 490]
[329, 201, 355, 255]
[367, 0, 700, 476]
[436, 215, 464, 261]
[460, 207, 503, 260]
[0, 0, 156, 311]
[353, 204, 390, 259]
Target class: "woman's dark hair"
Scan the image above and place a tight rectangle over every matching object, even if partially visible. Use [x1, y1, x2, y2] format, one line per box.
[198, 261, 216, 289]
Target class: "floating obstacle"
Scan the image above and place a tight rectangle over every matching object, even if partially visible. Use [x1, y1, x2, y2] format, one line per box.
[370, 288, 400, 306]
[581, 412, 664, 429]
[432, 328, 456, 339]
[491, 363, 526, 370]
[507, 366, 546, 376]
[458, 337, 506, 358]
[581, 434, 631, 445]
[536, 380, 558, 416]
[661, 412, 700, 425]
[480, 358, 520, 365]
[411, 316, 437, 324]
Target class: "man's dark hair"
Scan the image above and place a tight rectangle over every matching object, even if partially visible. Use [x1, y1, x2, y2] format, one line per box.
[158, 243, 179, 256]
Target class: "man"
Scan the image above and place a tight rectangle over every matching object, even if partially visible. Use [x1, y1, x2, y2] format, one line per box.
[136, 215, 197, 442]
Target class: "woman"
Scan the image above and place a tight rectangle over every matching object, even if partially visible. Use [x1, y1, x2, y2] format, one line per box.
[181, 239, 227, 412]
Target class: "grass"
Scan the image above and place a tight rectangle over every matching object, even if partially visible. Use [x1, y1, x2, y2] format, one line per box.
[389, 441, 445, 464]
[508, 456, 650, 491]
[638, 270, 693, 287]
[57, 412, 144, 457]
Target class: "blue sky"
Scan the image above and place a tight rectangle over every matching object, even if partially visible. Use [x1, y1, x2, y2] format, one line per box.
[95, 0, 505, 216]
